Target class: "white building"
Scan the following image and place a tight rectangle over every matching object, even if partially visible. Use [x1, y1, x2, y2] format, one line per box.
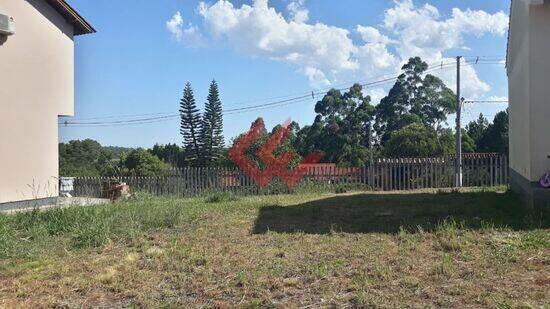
[0, 0, 94, 208]
[507, 0, 550, 208]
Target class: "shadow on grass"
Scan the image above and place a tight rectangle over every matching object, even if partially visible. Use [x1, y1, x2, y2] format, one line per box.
[253, 191, 549, 234]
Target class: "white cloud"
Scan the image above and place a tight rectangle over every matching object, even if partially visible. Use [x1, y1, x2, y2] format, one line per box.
[287, 0, 309, 23]
[197, 0, 358, 79]
[166, 11, 204, 46]
[356, 26, 392, 45]
[302, 67, 331, 88]
[169, 0, 508, 98]
[380, 0, 507, 98]
[355, 25, 400, 79]
[363, 88, 387, 105]
[433, 58, 491, 99]
[383, 0, 508, 63]
[166, 11, 184, 37]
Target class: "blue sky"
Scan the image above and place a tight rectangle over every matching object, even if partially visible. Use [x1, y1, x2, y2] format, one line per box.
[61, 0, 510, 148]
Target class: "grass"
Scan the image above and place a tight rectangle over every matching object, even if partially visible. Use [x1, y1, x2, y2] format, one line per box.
[0, 187, 548, 307]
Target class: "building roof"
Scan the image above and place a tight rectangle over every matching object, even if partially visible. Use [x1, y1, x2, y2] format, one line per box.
[44, 0, 95, 35]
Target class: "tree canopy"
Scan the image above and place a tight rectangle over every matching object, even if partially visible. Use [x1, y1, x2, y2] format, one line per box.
[475, 110, 509, 154]
[383, 123, 452, 158]
[119, 149, 169, 176]
[295, 83, 375, 166]
[375, 57, 456, 145]
[59, 139, 125, 177]
[149, 143, 185, 168]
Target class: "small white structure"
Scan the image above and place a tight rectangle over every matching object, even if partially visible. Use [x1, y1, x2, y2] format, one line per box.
[507, 0, 550, 208]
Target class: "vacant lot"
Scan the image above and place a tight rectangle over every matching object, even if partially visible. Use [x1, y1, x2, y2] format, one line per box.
[0, 188, 548, 308]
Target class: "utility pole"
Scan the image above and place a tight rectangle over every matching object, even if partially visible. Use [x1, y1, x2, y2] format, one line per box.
[455, 56, 463, 188]
[368, 123, 374, 187]
[368, 123, 373, 165]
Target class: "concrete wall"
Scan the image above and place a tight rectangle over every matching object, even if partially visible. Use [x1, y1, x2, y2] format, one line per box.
[0, 0, 74, 203]
[508, 0, 532, 181]
[508, 0, 550, 183]
[527, 1, 550, 181]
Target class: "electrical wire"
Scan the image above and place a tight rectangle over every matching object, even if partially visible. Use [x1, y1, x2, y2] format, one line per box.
[59, 58, 504, 128]
[464, 100, 508, 104]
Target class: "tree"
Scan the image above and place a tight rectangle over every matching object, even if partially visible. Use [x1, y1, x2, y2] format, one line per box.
[461, 129, 477, 153]
[120, 149, 169, 176]
[149, 143, 185, 167]
[59, 139, 121, 177]
[478, 110, 509, 154]
[271, 121, 302, 168]
[375, 57, 456, 145]
[466, 114, 489, 147]
[230, 117, 269, 169]
[179, 82, 202, 166]
[295, 84, 375, 166]
[200, 80, 225, 166]
[383, 123, 455, 158]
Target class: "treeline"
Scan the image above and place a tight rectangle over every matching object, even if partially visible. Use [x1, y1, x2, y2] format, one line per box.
[290, 57, 508, 165]
[59, 140, 166, 177]
[60, 57, 508, 177]
[59, 80, 227, 177]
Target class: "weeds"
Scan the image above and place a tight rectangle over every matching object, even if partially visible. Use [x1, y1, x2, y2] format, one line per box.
[0, 189, 548, 307]
[435, 219, 464, 252]
[435, 253, 455, 277]
[334, 185, 348, 194]
[204, 191, 239, 203]
[0, 199, 190, 258]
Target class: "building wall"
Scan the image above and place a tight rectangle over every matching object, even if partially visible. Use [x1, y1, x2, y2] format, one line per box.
[527, 1, 550, 182]
[0, 0, 74, 203]
[508, 0, 532, 181]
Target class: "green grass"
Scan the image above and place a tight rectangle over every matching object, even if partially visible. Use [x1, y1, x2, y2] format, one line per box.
[0, 188, 548, 307]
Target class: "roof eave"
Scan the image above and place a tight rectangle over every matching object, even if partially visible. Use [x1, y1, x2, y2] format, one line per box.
[45, 0, 96, 36]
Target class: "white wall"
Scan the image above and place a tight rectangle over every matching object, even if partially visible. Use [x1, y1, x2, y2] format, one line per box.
[0, 0, 74, 203]
[528, 1, 550, 181]
[508, 0, 532, 180]
[508, 0, 550, 182]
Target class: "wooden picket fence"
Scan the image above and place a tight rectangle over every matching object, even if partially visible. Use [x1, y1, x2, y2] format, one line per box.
[70, 153, 509, 198]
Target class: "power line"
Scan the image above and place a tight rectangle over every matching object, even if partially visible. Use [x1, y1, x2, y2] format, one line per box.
[64, 61, 463, 123]
[59, 59, 480, 128]
[464, 100, 508, 104]
[64, 112, 175, 121]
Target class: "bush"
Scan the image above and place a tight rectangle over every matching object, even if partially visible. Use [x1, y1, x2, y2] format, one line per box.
[120, 149, 169, 176]
[384, 123, 451, 158]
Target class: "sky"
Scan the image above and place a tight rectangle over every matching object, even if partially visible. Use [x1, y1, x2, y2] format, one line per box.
[60, 0, 511, 148]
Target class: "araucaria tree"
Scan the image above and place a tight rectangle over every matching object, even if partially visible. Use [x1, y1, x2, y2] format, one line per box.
[179, 82, 202, 166]
[200, 80, 224, 166]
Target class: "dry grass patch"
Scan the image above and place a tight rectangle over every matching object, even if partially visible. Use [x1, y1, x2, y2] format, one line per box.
[0, 188, 548, 307]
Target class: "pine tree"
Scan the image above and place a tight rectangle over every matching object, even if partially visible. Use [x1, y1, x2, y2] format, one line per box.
[179, 82, 202, 166]
[199, 80, 225, 166]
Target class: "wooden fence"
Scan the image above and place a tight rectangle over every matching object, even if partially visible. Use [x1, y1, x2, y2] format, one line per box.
[70, 154, 509, 198]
